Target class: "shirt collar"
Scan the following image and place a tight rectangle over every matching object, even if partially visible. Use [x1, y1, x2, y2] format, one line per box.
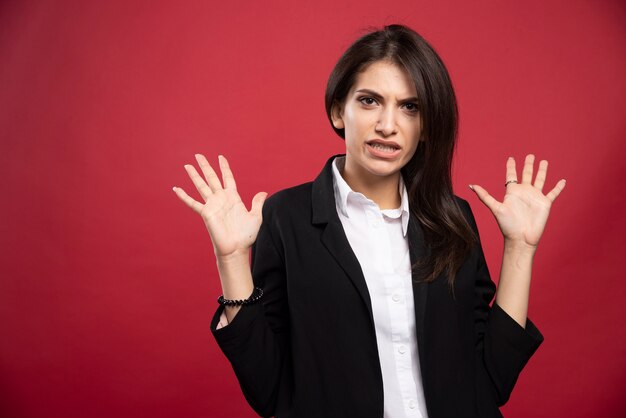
[331, 156, 410, 237]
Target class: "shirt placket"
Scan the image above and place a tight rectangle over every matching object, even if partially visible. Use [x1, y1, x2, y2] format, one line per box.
[365, 206, 391, 272]
[383, 219, 422, 417]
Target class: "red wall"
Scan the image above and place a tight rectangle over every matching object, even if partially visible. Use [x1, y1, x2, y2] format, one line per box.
[1, 1, 625, 417]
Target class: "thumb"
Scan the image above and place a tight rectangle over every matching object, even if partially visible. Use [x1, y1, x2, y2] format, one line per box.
[250, 192, 268, 217]
[469, 184, 499, 212]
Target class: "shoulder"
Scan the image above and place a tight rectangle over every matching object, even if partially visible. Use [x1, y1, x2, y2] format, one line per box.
[453, 194, 471, 215]
[453, 194, 479, 232]
[265, 182, 313, 208]
[262, 181, 314, 221]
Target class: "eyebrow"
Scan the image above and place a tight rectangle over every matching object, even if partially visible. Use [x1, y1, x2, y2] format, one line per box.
[355, 88, 419, 103]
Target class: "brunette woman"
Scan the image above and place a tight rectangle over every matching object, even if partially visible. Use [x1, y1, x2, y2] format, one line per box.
[173, 24, 565, 418]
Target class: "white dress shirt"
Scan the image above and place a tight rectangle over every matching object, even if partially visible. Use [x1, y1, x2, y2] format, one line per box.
[331, 156, 428, 418]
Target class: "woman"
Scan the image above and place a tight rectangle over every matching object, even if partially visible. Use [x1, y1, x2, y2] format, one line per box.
[173, 24, 565, 418]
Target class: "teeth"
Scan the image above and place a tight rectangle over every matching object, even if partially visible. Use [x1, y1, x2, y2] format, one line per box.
[370, 143, 397, 152]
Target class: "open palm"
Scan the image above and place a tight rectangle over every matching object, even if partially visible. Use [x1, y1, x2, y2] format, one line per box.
[173, 154, 267, 258]
[470, 154, 566, 248]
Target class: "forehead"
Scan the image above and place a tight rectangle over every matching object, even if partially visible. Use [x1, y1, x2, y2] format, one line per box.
[350, 60, 417, 96]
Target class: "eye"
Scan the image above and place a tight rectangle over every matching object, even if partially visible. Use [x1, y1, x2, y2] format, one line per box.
[358, 97, 378, 106]
[402, 102, 420, 113]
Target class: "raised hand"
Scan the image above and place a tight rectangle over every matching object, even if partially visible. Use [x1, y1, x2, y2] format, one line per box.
[469, 154, 566, 249]
[173, 154, 268, 259]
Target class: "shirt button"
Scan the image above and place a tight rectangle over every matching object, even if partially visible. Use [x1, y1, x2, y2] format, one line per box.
[392, 294, 401, 302]
[398, 345, 407, 354]
[408, 399, 417, 409]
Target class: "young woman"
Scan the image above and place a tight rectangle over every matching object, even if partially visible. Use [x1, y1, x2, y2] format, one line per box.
[173, 24, 565, 418]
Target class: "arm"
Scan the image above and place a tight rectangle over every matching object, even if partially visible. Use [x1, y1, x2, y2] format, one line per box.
[466, 154, 566, 405]
[172, 152, 265, 327]
[462, 199, 544, 406]
[173, 154, 287, 417]
[470, 154, 566, 327]
[210, 212, 290, 417]
[215, 251, 255, 325]
[495, 241, 535, 328]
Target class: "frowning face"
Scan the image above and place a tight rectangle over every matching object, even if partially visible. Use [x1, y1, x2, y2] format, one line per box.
[331, 60, 422, 186]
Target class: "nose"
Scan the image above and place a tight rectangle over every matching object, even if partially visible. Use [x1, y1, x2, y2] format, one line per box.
[375, 107, 397, 136]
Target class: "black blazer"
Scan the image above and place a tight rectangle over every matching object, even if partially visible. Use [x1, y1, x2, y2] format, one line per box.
[210, 154, 543, 418]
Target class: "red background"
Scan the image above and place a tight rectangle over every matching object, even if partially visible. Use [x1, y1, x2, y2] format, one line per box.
[1, 1, 625, 417]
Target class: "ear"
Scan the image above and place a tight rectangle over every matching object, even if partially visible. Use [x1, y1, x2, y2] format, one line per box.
[330, 102, 345, 130]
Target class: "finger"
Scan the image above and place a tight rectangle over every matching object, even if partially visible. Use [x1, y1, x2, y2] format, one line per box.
[218, 155, 238, 190]
[534, 160, 548, 191]
[521, 154, 535, 184]
[505, 157, 517, 185]
[172, 186, 204, 214]
[250, 191, 268, 217]
[195, 154, 223, 192]
[545, 179, 566, 202]
[469, 184, 501, 213]
[184, 164, 213, 201]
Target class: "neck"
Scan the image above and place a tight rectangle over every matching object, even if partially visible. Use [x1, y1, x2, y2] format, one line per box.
[340, 160, 401, 210]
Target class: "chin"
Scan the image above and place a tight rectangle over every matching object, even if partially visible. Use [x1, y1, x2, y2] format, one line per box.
[364, 162, 403, 177]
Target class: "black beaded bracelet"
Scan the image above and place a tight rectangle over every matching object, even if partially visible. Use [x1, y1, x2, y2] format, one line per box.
[217, 287, 264, 307]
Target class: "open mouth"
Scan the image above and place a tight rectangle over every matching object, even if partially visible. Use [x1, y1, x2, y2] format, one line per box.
[367, 142, 399, 153]
[365, 140, 401, 157]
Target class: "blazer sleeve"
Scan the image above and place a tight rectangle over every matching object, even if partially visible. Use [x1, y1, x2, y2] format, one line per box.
[209, 196, 290, 417]
[457, 198, 544, 407]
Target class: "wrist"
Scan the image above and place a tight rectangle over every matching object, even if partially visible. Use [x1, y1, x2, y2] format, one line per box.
[216, 248, 250, 265]
[503, 239, 537, 255]
[216, 251, 254, 301]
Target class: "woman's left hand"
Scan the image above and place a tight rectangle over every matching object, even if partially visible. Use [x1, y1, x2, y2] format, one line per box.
[469, 154, 566, 249]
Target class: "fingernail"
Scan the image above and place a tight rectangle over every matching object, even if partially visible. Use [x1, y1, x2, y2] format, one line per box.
[468, 184, 474, 190]
[172, 186, 177, 192]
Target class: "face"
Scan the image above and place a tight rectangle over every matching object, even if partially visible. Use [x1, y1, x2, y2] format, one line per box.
[331, 60, 422, 184]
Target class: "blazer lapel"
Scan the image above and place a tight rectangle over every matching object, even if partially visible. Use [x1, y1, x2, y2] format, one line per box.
[407, 215, 429, 374]
[311, 154, 376, 327]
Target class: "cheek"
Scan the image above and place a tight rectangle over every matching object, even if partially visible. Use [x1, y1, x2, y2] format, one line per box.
[405, 126, 422, 158]
[344, 112, 370, 142]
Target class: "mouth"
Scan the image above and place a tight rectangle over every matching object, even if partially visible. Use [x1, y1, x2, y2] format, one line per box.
[366, 139, 401, 151]
[365, 139, 402, 158]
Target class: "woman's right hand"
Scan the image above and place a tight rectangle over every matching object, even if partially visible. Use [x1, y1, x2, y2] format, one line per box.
[173, 154, 268, 259]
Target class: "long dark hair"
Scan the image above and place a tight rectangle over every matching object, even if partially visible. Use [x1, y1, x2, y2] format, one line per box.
[324, 24, 477, 288]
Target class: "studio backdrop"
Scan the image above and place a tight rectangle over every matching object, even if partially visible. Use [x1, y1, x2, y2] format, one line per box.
[1, 1, 625, 417]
